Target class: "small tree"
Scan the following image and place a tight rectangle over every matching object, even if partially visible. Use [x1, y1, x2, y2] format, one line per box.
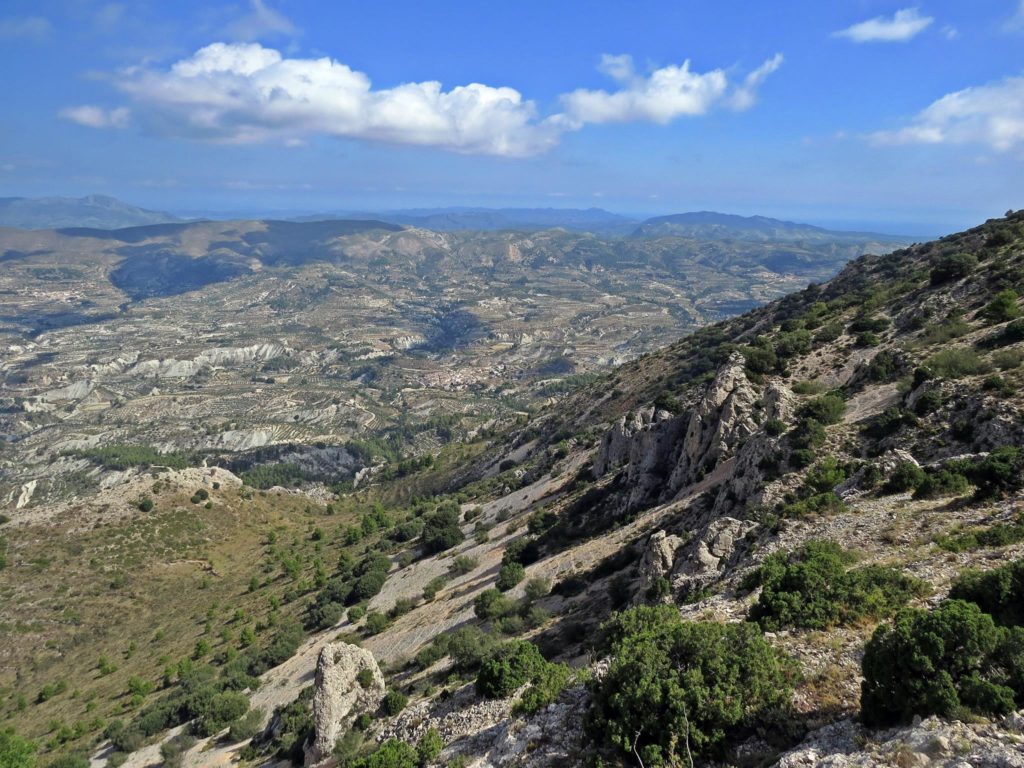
[496, 562, 525, 592]
[589, 605, 794, 765]
[861, 600, 1013, 725]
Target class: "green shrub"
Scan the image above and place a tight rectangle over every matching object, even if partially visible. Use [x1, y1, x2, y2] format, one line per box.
[936, 518, 1024, 553]
[496, 562, 525, 592]
[449, 555, 477, 575]
[968, 446, 1024, 499]
[381, 690, 408, 716]
[589, 605, 794, 765]
[0, 729, 36, 768]
[949, 559, 1024, 628]
[513, 662, 573, 715]
[747, 541, 925, 631]
[804, 458, 846, 494]
[363, 612, 390, 636]
[788, 418, 826, 449]
[473, 588, 515, 620]
[764, 419, 787, 436]
[421, 506, 464, 554]
[416, 728, 443, 766]
[913, 469, 971, 499]
[523, 577, 551, 602]
[797, 394, 845, 426]
[930, 252, 978, 285]
[925, 347, 988, 379]
[195, 690, 250, 737]
[912, 388, 944, 416]
[475, 641, 546, 699]
[881, 461, 924, 494]
[791, 380, 827, 395]
[47, 755, 89, 768]
[422, 575, 448, 601]
[352, 739, 418, 768]
[988, 318, 1024, 347]
[983, 289, 1021, 323]
[227, 708, 263, 742]
[861, 600, 1014, 725]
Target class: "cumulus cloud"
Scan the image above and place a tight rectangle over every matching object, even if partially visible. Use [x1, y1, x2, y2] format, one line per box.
[108, 43, 559, 155]
[834, 8, 933, 43]
[870, 75, 1024, 151]
[59, 105, 131, 129]
[559, 53, 782, 126]
[0, 15, 52, 40]
[61, 43, 782, 156]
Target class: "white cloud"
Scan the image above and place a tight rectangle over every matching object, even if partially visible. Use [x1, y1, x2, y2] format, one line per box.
[559, 53, 782, 126]
[62, 43, 783, 157]
[59, 105, 131, 129]
[870, 75, 1024, 151]
[0, 15, 52, 40]
[109, 42, 559, 156]
[834, 8, 933, 43]
[1007, 0, 1024, 31]
[227, 0, 299, 41]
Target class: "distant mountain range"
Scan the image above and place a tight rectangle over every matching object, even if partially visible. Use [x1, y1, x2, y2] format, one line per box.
[0, 195, 181, 230]
[631, 211, 910, 243]
[0, 195, 918, 245]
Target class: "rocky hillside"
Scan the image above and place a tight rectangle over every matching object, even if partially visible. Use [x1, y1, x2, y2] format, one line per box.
[2, 211, 1024, 768]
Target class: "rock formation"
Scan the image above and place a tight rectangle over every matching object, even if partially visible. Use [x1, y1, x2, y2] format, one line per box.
[305, 642, 386, 767]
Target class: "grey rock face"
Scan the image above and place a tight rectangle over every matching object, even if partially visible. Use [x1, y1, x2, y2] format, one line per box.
[305, 643, 386, 767]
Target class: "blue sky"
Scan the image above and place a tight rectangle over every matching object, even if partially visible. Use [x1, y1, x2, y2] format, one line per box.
[1, 1, 1022, 233]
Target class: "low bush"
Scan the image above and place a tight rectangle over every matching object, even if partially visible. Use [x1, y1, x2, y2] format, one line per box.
[967, 446, 1024, 499]
[949, 558, 1024, 628]
[930, 252, 978, 285]
[747, 541, 926, 631]
[473, 588, 516, 620]
[797, 394, 845, 426]
[861, 600, 1017, 725]
[496, 562, 525, 592]
[925, 347, 988, 379]
[475, 640, 547, 698]
[936, 517, 1024, 553]
[912, 469, 971, 499]
[513, 662, 573, 715]
[589, 605, 794, 765]
[883, 461, 925, 494]
[983, 289, 1021, 323]
[420, 504, 464, 554]
[381, 690, 408, 716]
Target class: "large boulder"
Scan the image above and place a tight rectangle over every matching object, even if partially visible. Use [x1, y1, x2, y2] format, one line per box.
[305, 642, 386, 766]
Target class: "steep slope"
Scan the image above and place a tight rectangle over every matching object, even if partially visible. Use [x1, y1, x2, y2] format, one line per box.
[3, 212, 1024, 768]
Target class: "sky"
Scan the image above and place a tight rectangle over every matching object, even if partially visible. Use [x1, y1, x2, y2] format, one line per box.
[1, 1, 1023, 234]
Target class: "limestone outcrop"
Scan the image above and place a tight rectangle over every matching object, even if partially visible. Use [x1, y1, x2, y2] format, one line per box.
[592, 353, 769, 513]
[304, 642, 386, 767]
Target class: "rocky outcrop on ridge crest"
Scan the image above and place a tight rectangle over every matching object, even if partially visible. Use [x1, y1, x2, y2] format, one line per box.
[592, 352, 767, 513]
[304, 643, 385, 767]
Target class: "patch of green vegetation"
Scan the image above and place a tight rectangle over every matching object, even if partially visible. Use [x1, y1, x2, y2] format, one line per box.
[862, 600, 1020, 725]
[925, 347, 989, 379]
[950, 558, 1024, 628]
[69, 444, 196, 471]
[241, 463, 315, 489]
[936, 516, 1024, 553]
[588, 605, 795, 766]
[746, 541, 926, 631]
